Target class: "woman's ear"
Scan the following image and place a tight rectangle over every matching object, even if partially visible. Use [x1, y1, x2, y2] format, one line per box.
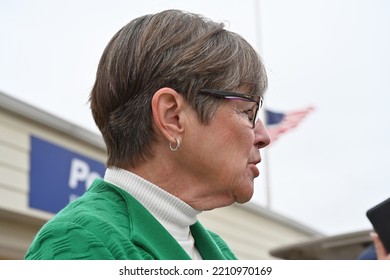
[151, 87, 186, 142]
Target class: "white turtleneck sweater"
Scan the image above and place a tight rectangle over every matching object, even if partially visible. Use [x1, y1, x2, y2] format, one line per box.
[104, 167, 203, 260]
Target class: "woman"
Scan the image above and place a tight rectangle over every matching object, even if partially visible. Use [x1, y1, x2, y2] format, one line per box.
[25, 9, 270, 260]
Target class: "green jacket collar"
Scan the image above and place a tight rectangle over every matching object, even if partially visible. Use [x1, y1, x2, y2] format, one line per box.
[105, 182, 228, 260]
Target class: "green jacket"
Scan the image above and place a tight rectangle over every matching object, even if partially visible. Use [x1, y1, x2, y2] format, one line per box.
[25, 179, 237, 260]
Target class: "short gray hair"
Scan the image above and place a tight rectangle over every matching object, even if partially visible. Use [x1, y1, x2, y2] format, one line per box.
[90, 9, 267, 168]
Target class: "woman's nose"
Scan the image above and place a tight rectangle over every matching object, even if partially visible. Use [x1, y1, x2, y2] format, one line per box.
[254, 119, 271, 149]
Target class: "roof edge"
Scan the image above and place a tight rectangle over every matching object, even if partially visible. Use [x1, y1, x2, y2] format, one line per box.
[0, 91, 105, 149]
[239, 201, 324, 237]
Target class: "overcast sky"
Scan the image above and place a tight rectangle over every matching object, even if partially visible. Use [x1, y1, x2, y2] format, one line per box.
[1, 0, 389, 236]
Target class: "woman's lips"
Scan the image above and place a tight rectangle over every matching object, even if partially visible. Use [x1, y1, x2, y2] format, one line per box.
[248, 162, 260, 177]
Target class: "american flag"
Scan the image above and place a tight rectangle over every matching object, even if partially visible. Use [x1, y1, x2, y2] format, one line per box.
[265, 106, 315, 143]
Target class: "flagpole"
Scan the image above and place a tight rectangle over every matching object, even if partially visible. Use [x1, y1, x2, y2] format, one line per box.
[263, 147, 272, 210]
[254, 0, 272, 210]
[262, 115, 272, 210]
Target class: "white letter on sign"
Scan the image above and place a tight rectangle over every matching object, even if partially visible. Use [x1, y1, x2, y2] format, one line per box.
[68, 158, 90, 189]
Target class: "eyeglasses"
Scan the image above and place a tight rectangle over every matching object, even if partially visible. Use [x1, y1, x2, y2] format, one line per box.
[199, 89, 263, 128]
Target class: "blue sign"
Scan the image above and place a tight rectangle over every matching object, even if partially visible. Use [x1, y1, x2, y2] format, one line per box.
[29, 135, 105, 213]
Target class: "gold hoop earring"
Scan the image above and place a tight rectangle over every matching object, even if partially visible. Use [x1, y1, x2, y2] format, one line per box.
[169, 138, 181, 152]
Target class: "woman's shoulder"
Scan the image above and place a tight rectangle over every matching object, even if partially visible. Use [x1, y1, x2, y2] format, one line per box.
[24, 180, 134, 259]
